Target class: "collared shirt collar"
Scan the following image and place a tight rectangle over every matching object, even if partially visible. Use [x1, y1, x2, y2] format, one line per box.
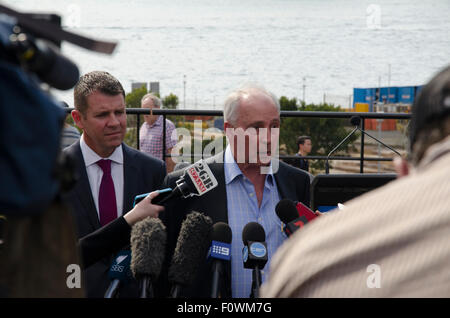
[80, 134, 124, 167]
[147, 115, 163, 128]
[224, 145, 275, 186]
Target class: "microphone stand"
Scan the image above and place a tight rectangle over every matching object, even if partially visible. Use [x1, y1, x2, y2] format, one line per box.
[326, 126, 359, 174]
[249, 267, 262, 298]
[104, 280, 120, 298]
[325, 117, 401, 174]
[211, 261, 224, 298]
[356, 126, 401, 157]
[139, 277, 154, 298]
[170, 284, 182, 298]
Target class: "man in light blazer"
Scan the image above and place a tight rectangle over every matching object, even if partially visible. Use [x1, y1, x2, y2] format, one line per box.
[158, 84, 311, 298]
[63, 71, 166, 297]
[260, 65, 450, 298]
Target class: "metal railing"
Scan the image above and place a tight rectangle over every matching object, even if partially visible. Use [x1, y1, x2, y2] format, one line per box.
[126, 108, 411, 173]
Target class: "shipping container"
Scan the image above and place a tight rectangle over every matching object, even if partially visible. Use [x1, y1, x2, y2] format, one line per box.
[380, 87, 398, 103]
[353, 88, 376, 110]
[397, 86, 415, 104]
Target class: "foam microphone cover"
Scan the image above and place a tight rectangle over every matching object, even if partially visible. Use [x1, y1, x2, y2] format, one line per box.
[275, 199, 299, 224]
[242, 222, 266, 244]
[130, 217, 167, 280]
[212, 222, 232, 244]
[168, 211, 213, 286]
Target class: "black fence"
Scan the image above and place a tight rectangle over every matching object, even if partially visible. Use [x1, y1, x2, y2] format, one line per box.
[125, 108, 411, 173]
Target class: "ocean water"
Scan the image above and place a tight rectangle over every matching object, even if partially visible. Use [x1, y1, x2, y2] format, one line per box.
[4, 0, 450, 109]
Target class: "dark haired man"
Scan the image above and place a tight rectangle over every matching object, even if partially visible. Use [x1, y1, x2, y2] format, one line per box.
[64, 71, 166, 297]
[294, 136, 312, 172]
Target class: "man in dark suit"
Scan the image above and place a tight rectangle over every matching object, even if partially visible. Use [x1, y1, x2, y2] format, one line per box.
[64, 71, 166, 297]
[159, 84, 310, 298]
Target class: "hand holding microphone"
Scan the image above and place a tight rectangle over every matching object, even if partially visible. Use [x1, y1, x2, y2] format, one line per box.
[124, 191, 165, 226]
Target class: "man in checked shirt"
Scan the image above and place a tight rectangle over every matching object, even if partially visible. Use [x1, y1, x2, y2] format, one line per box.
[139, 93, 177, 172]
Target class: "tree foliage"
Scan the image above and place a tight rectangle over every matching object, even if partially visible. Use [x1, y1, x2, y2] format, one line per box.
[125, 84, 147, 108]
[162, 93, 179, 109]
[279, 98, 359, 173]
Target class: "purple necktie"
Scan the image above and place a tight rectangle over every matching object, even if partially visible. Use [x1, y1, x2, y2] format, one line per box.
[97, 159, 117, 226]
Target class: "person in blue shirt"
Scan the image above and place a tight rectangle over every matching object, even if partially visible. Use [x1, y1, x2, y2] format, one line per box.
[159, 83, 311, 298]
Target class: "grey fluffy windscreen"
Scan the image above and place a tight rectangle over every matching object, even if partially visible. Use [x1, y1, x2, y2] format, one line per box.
[168, 211, 213, 286]
[130, 217, 167, 279]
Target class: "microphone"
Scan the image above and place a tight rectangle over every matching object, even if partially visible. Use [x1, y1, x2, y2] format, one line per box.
[242, 222, 268, 298]
[134, 159, 219, 206]
[275, 199, 309, 236]
[325, 116, 401, 174]
[104, 250, 132, 298]
[130, 217, 167, 298]
[208, 222, 232, 298]
[7, 32, 79, 90]
[168, 211, 213, 298]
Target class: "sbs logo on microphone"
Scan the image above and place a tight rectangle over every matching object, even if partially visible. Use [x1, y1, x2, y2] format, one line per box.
[111, 264, 125, 272]
[250, 242, 267, 258]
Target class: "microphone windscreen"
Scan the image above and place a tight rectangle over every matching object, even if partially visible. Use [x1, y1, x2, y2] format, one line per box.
[350, 116, 361, 126]
[242, 222, 266, 244]
[275, 199, 299, 224]
[168, 211, 213, 286]
[35, 39, 80, 90]
[211, 222, 232, 244]
[130, 217, 167, 280]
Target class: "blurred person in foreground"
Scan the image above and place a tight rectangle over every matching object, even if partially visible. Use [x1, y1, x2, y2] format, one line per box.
[260, 65, 450, 298]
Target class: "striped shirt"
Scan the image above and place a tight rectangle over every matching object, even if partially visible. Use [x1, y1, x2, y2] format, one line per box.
[224, 146, 286, 298]
[139, 116, 177, 160]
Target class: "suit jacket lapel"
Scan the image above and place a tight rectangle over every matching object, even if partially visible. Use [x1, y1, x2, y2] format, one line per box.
[274, 161, 297, 201]
[203, 153, 228, 224]
[72, 142, 101, 230]
[122, 143, 138, 213]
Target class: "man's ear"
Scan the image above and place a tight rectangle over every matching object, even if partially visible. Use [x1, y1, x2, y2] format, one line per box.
[394, 156, 410, 178]
[224, 121, 232, 136]
[71, 109, 84, 130]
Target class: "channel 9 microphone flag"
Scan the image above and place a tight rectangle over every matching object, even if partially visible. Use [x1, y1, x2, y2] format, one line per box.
[208, 222, 232, 298]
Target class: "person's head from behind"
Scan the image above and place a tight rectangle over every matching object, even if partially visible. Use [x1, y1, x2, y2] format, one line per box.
[396, 65, 450, 176]
[72, 71, 126, 158]
[297, 136, 312, 155]
[409, 65, 450, 165]
[141, 93, 162, 126]
[223, 83, 280, 169]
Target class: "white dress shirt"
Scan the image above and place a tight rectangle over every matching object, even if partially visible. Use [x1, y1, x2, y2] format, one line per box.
[79, 134, 124, 219]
